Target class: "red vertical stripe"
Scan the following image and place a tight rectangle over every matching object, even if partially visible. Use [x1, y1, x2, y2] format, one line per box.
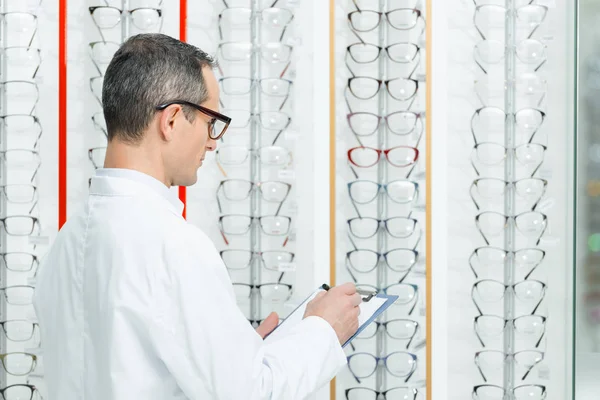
[58, 0, 67, 228]
[179, 0, 187, 219]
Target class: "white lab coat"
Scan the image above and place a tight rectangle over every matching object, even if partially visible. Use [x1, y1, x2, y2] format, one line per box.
[33, 168, 347, 400]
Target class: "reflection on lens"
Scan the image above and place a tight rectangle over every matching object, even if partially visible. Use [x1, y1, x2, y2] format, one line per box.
[516, 39, 546, 63]
[259, 111, 290, 130]
[260, 43, 292, 63]
[258, 181, 290, 202]
[514, 280, 545, 301]
[514, 211, 547, 237]
[259, 146, 291, 166]
[260, 216, 290, 235]
[260, 78, 291, 96]
[130, 8, 162, 31]
[386, 78, 417, 101]
[513, 384, 546, 400]
[90, 6, 121, 29]
[387, 146, 418, 167]
[515, 143, 546, 166]
[261, 251, 293, 271]
[259, 283, 291, 302]
[261, 8, 293, 27]
[387, 43, 419, 63]
[385, 352, 417, 377]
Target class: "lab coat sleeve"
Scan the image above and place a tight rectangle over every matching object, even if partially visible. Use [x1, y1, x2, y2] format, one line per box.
[148, 236, 348, 400]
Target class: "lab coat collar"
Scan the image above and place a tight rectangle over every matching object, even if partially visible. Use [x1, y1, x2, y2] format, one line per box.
[90, 168, 185, 216]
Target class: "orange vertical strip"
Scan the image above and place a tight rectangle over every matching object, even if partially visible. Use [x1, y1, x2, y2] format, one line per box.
[425, 0, 432, 399]
[329, 0, 336, 397]
[58, 0, 67, 228]
[179, 0, 188, 219]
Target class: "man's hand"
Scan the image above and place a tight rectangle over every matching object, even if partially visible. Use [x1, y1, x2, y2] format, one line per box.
[303, 282, 361, 345]
[255, 312, 279, 339]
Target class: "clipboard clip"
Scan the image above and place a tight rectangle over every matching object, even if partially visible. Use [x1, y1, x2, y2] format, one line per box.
[320, 283, 378, 302]
[357, 289, 377, 302]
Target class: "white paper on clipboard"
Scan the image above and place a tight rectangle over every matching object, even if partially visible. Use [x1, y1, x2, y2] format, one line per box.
[263, 287, 393, 347]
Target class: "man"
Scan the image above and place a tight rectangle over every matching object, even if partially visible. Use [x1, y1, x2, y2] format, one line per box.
[33, 33, 361, 399]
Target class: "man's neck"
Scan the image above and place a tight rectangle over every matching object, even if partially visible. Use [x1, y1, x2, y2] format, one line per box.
[103, 140, 171, 187]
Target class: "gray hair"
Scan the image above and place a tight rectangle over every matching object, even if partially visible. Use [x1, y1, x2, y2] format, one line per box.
[102, 33, 217, 143]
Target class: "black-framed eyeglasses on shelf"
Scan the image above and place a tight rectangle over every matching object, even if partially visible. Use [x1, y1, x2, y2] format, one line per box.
[346, 351, 418, 384]
[347, 7, 422, 32]
[345, 386, 418, 400]
[472, 384, 546, 400]
[0, 383, 38, 400]
[155, 100, 231, 140]
[0, 319, 39, 342]
[0, 251, 39, 272]
[347, 213, 418, 239]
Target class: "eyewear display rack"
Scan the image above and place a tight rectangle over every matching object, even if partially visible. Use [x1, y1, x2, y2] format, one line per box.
[0, 0, 44, 398]
[214, 0, 298, 327]
[337, 0, 427, 398]
[470, 2, 549, 399]
[88, 0, 165, 177]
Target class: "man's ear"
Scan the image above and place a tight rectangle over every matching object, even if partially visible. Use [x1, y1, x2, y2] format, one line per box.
[158, 104, 182, 142]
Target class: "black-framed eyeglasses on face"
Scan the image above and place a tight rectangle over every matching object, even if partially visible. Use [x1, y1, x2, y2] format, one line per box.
[155, 100, 231, 140]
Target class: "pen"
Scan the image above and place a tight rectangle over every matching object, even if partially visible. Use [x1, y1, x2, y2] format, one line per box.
[320, 283, 376, 301]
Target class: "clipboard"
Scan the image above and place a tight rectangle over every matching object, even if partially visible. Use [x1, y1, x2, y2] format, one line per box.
[263, 284, 398, 348]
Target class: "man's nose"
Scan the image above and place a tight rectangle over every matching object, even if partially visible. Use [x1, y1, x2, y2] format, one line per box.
[206, 138, 217, 151]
